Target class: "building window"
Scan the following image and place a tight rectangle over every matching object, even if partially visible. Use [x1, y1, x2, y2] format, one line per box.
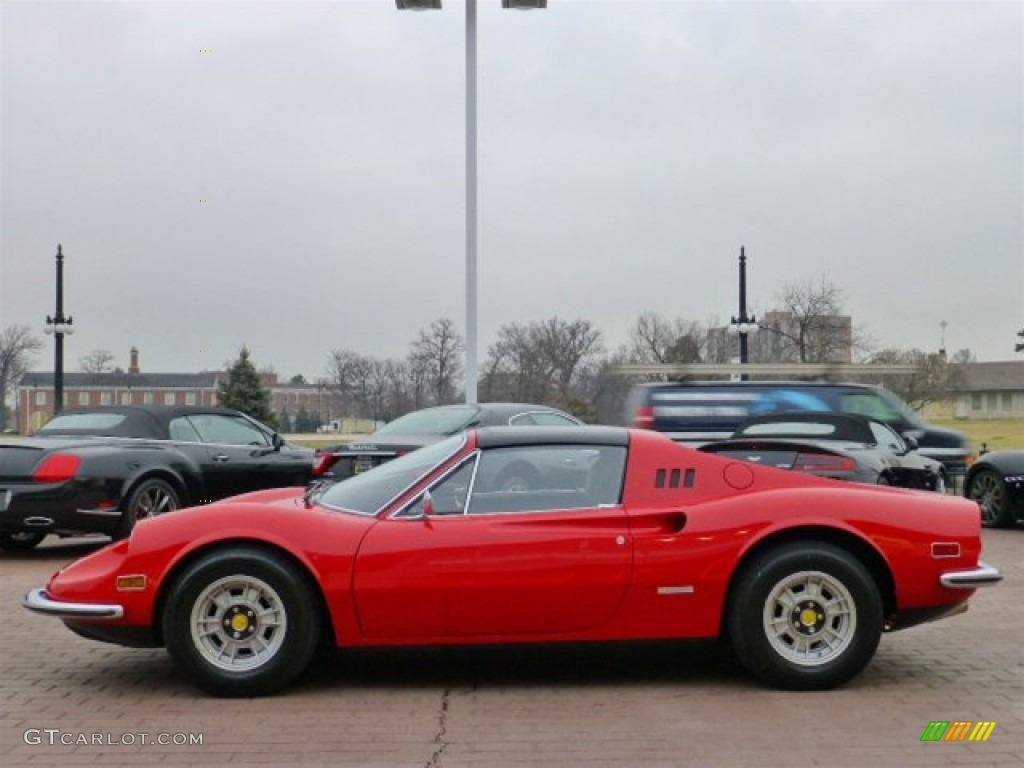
[121, 392, 132, 405]
[143, 392, 154, 404]
[100, 392, 112, 406]
[971, 393, 982, 411]
[164, 392, 176, 406]
[78, 392, 89, 406]
[1001, 392, 1013, 410]
[35, 391, 47, 405]
[185, 393, 197, 406]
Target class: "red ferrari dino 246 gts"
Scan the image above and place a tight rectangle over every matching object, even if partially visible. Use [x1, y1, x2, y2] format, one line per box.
[25, 426, 1001, 696]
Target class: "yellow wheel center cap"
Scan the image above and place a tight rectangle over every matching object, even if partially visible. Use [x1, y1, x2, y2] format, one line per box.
[800, 608, 818, 627]
[231, 614, 250, 632]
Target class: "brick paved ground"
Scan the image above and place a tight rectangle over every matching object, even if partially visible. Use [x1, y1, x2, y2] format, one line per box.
[1, 530, 1020, 768]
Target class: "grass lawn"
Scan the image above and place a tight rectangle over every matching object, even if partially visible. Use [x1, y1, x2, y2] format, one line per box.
[932, 418, 1024, 453]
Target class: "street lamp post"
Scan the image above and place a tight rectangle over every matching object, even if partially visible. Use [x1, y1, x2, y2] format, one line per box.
[43, 244, 75, 415]
[726, 246, 758, 381]
[396, 0, 547, 404]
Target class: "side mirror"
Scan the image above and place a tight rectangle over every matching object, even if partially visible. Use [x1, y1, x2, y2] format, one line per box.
[272, 433, 285, 452]
[421, 490, 435, 517]
[902, 434, 919, 452]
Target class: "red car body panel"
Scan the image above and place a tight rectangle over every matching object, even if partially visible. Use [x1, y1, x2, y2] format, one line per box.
[40, 428, 988, 652]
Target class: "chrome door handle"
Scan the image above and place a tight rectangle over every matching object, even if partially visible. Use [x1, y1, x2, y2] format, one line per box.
[212, 454, 230, 463]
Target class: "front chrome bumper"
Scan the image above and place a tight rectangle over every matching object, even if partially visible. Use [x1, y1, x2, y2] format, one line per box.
[939, 562, 1003, 589]
[23, 588, 124, 620]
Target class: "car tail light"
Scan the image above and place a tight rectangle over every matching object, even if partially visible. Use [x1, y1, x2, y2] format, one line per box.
[792, 452, 856, 473]
[312, 453, 339, 477]
[33, 454, 82, 483]
[633, 405, 655, 429]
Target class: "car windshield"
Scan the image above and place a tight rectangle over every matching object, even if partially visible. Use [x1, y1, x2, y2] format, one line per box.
[317, 433, 466, 516]
[372, 406, 480, 437]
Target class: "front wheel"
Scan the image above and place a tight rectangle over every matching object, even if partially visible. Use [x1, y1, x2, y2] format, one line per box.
[968, 469, 1011, 528]
[728, 542, 883, 690]
[162, 547, 321, 697]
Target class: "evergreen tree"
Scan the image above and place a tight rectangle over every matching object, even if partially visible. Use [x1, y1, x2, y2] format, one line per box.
[217, 347, 277, 428]
[294, 408, 312, 433]
[277, 411, 293, 433]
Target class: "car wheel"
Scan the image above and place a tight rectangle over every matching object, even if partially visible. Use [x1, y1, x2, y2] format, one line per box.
[495, 463, 539, 493]
[967, 469, 1012, 528]
[115, 478, 180, 539]
[0, 531, 47, 552]
[875, 475, 891, 486]
[162, 547, 321, 697]
[728, 542, 883, 690]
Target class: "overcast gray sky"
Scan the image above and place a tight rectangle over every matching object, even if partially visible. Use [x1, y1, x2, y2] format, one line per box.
[2, 0, 1021, 382]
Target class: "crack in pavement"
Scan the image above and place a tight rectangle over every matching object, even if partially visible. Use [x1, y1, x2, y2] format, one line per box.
[425, 688, 451, 768]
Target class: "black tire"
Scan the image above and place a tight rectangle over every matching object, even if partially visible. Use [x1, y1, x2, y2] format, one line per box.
[728, 541, 883, 691]
[495, 463, 540, 493]
[162, 547, 321, 697]
[967, 469, 1012, 528]
[115, 478, 180, 539]
[0, 531, 47, 552]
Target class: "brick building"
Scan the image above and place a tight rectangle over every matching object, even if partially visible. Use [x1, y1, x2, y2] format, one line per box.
[15, 347, 344, 434]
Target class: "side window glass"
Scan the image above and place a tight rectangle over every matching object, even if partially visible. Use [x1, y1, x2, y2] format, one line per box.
[508, 413, 536, 426]
[841, 393, 899, 422]
[468, 445, 626, 514]
[169, 417, 202, 443]
[868, 421, 903, 451]
[401, 457, 476, 517]
[188, 414, 270, 446]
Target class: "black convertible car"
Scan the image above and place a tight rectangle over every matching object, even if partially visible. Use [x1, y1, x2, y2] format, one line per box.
[698, 412, 948, 492]
[965, 450, 1024, 528]
[314, 402, 582, 483]
[0, 406, 314, 551]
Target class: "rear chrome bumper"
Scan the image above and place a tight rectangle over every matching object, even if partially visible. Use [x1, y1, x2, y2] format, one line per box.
[940, 562, 1003, 589]
[23, 588, 124, 620]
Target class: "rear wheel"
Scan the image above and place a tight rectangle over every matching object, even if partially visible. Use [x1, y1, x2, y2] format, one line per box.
[729, 542, 883, 690]
[968, 469, 1012, 528]
[162, 547, 321, 697]
[0, 531, 46, 552]
[115, 478, 180, 539]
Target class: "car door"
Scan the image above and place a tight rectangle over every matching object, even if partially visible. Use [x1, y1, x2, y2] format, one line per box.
[179, 413, 293, 499]
[353, 444, 632, 640]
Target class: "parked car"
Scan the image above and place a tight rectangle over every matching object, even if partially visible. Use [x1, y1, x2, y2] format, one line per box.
[314, 402, 582, 482]
[0, 405, 314, 551]
[625, 381, 973, 488]
[25, 426, 999, 697]
[699, 412, 948, 492]
[964, 450, 1024, 528]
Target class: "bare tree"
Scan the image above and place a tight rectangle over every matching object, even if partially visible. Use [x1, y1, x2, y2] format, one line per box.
[867, 347, 967, 411]
[482, 317, 603, 407]
[0, 325, 43, 429]
[325, 348, 373, 418]
[408, 317, 463, 405]
[760, 277, 853, 363]
[627, 312, 707, 365]
[79, 349, 116, 374]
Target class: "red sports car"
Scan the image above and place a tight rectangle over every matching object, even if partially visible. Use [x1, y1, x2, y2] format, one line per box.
[24, 426, 1001, 697]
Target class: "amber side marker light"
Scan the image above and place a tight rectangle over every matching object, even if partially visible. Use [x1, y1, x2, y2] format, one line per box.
[116, 575, 147, 591]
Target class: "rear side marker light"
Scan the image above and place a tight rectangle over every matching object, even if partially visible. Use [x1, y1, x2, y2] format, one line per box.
[33, 454, 82, 483]
[931, 542, 961, 559]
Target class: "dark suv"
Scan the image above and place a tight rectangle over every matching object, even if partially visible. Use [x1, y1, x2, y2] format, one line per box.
[624, 381, 973, 490]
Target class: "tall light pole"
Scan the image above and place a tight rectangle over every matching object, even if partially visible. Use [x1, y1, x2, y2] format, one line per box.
[396, 0, 547, 404]
[726, 246, 758, 381]
[43, 244, 75, 415]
